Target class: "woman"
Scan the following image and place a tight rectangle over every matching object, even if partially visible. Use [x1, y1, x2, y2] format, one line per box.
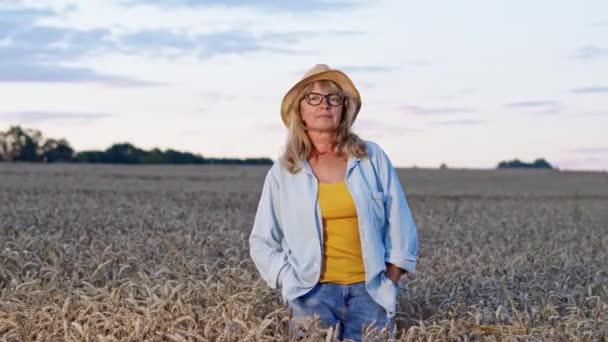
[249, 64, 418, 341]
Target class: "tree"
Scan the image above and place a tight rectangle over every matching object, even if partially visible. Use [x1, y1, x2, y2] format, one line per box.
[164, 149, 205, 164]
[532, 158, 553, 169]
[74, 151, 107, 163]
[0, 131, 6, 161]
[1, 126, 273, 165]
[42, 138, 75, 162]
[0, 126, 44, 161]
[139, 148, 165, 164]
[104, 143, 144, 164]
[497, 158, 554, 169]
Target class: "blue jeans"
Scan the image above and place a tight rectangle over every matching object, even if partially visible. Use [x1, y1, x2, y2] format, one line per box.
[286, 282, 394, 341]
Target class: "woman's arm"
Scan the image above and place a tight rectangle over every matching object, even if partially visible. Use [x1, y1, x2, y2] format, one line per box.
[386, 262, 405, 284]
[372, 143, 419, 283]
[249, 168, 290, 289]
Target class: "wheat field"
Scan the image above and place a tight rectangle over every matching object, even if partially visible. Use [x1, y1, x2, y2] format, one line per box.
[1, 163, 607, 341]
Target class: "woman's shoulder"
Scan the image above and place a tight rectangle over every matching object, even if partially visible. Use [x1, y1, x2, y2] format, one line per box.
[361, 140, 396, 172]
[265, 157, 303, 182]
[362, 139, 386, 159]
[266, 159, 283, 178]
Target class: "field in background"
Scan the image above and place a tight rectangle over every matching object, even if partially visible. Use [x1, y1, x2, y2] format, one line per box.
[1, 163, 607, 341]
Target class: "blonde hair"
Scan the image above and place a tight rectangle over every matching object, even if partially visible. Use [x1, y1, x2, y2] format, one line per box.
[280, 80, 367, 173]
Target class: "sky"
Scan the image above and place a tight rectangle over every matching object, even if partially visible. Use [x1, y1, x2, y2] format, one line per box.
[0, 0, 607, 171]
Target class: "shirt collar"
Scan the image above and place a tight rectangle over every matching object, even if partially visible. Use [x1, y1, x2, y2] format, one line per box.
[301, 154, 361, 178]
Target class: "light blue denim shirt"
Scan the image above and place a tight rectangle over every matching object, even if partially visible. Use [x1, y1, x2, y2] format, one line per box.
[249, 141, 418, 318]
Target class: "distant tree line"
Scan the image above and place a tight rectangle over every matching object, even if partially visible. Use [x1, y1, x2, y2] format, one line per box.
[0, 125, 272, 165]
[497, 158, 555, 169]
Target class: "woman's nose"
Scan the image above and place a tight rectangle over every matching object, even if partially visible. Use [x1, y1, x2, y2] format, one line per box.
[319, 96, 330, 108]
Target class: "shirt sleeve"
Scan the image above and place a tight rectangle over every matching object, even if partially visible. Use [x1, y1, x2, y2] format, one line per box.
[248, 167, 290, 289]
[373, 144, 419, 274]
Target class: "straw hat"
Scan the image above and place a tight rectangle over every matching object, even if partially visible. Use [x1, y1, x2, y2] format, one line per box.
[280, 64, 361, 127]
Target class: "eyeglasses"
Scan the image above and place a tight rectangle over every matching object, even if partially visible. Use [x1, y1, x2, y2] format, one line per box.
[304, 92, 344, 106]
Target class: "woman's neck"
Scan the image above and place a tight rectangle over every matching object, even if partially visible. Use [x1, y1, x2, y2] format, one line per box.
[308, 130, 335, 156]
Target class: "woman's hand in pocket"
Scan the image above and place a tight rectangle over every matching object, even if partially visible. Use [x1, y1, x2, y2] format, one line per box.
[385, 263, 404, 286]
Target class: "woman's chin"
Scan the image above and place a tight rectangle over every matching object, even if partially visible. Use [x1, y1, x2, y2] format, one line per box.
[308, 126, 338, 133]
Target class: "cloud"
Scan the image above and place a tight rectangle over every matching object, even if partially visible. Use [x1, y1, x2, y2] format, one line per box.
[261, 30, 361, 44]
[0, 29, 113, 65]
[568, 147, 608, 154]
[591, 20, 608, 28]
[197, 31, 270, 58]
[120, 29, 198, 50]
[0, 6, 161, 85]
[353, 119, 421, 137]
[504, 100, 564, 115]
[0, 63, 159, 86]
[0, 7, 54, 26]
[505, 100, 559, 108]
[0, 7, 57, 43]
[119, 29, 290, 59]
[575, 45, 608, 60]
[1, 4, 356, 84]
[333, 60, 426, 75]
[0, 111, 111, 123]
[119, 29, 361, 59]
[430, 119, 483, 126]
[401, 105, 477, 115]
[571, 86, 608, 94]
[119, 0, 361, 12]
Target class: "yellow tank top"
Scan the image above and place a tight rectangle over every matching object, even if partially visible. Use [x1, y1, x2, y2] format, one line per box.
[318, 181, 366, 284]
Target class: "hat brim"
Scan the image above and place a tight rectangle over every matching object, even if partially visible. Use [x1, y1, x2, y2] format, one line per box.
[280, 69, 361, 128]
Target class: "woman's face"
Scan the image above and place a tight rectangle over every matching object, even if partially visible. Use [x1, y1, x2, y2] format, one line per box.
[299, 82, 343, 133]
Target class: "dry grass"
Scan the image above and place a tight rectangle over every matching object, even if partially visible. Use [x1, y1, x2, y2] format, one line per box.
[1, 163, 607, 341]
